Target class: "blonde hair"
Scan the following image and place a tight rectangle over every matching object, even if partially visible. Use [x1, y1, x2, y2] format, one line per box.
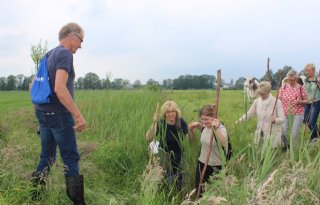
[258, 81, 271, 94]
[160, 101, 181, 121]
[304, 63, 315, 72]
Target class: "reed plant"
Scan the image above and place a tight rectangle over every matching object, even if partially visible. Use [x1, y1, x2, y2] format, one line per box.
[0, 90, 319, 204]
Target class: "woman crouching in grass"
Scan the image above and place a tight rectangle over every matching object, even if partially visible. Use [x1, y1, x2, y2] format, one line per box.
[188, 104, 228, 196]
[146, 101, 188, 191]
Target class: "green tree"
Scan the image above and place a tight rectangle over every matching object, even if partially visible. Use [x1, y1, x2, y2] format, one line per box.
[75, 77, 85, 89]
[84, 72, 100, 90]
[162, 79, 173, 89]
[234, 77, 246, 90]
[112, 78, 124, 89]
[0, 77, 6, 91]
[30, 39, 48, 74]
[21, 76, 33, 90]
[6, 75, 17, 90]
[103, 72, 112, 90]
[133, 80, 142, 89]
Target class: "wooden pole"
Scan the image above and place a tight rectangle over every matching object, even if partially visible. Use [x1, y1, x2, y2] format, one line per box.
[196, 69, 221, 199]
[147, 102, 160, 172]
[269, 73, 284, 136]
[267, 57, 271, 82]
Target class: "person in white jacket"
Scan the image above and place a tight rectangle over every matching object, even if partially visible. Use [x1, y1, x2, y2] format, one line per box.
[235, 81, 285, 148]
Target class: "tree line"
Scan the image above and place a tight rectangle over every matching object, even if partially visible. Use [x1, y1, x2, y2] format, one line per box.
[0, 40, 298, 91]
[0, 65, 296, 91]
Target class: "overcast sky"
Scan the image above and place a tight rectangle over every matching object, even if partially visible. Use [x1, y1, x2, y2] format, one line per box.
[1, 0, 320, 83]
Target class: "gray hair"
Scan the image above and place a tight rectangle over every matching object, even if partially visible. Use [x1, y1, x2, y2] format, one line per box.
[286, 69, 298, 78]
[58, 22, 84, 40]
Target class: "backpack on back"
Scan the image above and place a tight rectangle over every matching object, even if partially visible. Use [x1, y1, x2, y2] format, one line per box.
[30, 54, 51, 104]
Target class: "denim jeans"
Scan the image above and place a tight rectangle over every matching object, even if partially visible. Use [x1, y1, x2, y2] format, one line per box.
[35, 110, 80, 177]
[282, 114, 304, 146]
[303, 101, 320, 140]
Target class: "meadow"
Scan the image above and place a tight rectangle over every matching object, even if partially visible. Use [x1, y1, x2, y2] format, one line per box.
[0, 90, 319, 205]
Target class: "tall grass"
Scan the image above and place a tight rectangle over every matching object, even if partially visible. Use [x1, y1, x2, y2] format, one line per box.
[0, 90, 319, 204]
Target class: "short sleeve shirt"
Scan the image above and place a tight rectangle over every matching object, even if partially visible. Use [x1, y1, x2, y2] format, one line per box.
[199, 125, 228, 166]
[279, 84, 307, 116]
[35, 45, 75, 112]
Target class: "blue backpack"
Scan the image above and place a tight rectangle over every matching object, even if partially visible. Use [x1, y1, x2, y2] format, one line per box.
[30, 54, 51, 104]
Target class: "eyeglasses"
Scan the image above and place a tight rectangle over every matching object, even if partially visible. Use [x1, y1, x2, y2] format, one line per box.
[200, 117, 212, 122]
[73, 33, 83, 43]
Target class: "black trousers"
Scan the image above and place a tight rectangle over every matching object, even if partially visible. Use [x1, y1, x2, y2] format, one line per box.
[195, 160, 222, 195]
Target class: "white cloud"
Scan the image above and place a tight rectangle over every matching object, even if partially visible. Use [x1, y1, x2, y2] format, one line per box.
[1, 0, 320, 83]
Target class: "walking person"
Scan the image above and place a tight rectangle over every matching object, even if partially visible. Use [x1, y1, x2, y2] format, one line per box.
[235, 81, 285, 147]
[31, 22, 86, 204]
[303, 63, 320, 143]
[279, 69, 308, 149]
[188, 104, 228, 196]
[146, 101, 188, 190]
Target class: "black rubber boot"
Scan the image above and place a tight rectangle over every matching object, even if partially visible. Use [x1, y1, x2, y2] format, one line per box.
[66, 175, 86, 205]
[30, 171, 47, 201]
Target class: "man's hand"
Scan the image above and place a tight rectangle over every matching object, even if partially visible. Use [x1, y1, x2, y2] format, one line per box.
[74, 113, 86, 132]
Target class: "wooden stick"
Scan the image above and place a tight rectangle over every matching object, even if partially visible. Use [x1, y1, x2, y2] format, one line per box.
[147, 102, 160, 171]
[196, 69, 221, 199]
[154, 102, 160, 133]
[269, 73, 284, 136]
[267, 58, 271, 82]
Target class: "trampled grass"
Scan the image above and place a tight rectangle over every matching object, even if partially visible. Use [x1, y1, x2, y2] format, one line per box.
[0, 90, 319, 205]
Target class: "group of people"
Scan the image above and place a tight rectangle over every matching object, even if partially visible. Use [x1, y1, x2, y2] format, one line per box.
[145, 66, 320, 197]
[236, 66, 319, 150]
[146, 101, 227, 195]
[29, 21, 319, 204]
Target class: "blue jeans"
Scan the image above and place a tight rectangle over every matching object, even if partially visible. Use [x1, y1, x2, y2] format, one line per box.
[35, 110, 80, 177]
[303, 101, 320, 140]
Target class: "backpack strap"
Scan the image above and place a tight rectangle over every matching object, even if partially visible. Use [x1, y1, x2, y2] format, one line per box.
[306, 77, 320, 90]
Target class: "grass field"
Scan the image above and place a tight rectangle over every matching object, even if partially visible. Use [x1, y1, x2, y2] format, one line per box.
[0, 90, 319, 205]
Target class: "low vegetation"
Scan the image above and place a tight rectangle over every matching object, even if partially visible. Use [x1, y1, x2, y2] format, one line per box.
[0, 90, 319, 205]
